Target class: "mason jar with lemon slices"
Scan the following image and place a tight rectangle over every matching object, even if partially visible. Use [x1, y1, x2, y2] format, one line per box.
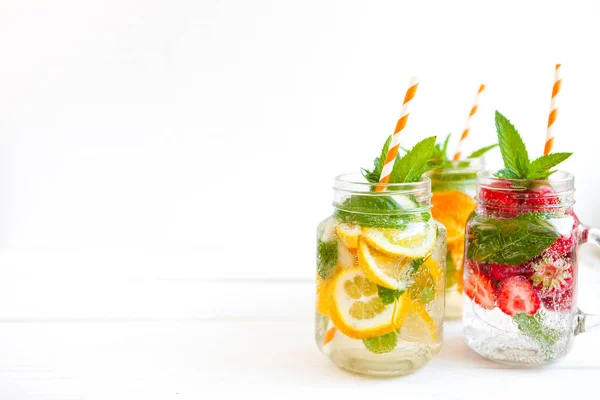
[427, 157, 482, 320]
[315, 173, 446, 377]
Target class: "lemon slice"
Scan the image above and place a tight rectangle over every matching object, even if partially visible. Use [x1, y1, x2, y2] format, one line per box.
[329, 267, 406, 339]
[357, 239, 412, 290]
[335, 223, 361, 250]
[362, 222, 436, 258]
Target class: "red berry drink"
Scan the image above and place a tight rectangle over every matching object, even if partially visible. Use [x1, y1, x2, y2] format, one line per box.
[463, 112, 600, 365]
[463, 171, 581, 364]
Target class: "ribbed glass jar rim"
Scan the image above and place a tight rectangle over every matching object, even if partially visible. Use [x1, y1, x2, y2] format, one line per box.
[332, 173, 432, 214]
[334, 173, 431, 195]
[426, 157, 484, 183]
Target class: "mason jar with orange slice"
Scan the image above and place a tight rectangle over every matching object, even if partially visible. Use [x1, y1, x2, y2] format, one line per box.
[315, 138, 447, 377]
[427, 156, 484, 319]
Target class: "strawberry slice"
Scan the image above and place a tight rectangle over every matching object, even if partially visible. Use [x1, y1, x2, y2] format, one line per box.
[497, 276, 540, 316]
[464, 271, 497, 310]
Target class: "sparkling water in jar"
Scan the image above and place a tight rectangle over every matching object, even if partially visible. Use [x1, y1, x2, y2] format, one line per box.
[463, 170, 600, 365]
[315, 173, 446, 376]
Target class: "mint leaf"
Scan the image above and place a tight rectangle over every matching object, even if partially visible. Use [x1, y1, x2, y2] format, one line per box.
[466, 213, 559, 265]
[333, 195, 410, 229]
[317, 240, 337, 279]
[495, 111, 530, 178]
[390, 136, 437, 183]
[513, 312, 561, 359]
[360, 167, 379, 184]
[363, 332, 398, 354]
[493, 112, 572, 181]
[337, 195, 402, 213]
[527, 153, 573, 180]
[429, 134, 453, 169]
[377, 285, 405, 305]
[493, 168, 520, 179]
[441, 133, 452, 157]
[467, 144, 499, 159]
[362, 136, 393, 183]
[376, 135, 392, 173]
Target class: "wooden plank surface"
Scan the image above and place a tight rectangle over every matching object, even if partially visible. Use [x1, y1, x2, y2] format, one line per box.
[0, 279, 599, 399]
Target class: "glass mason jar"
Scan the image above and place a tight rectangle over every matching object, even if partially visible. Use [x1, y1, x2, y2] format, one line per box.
[463, 171, 600, 365]
[315, 173, 447, 376]
[427, 157, 483, 320]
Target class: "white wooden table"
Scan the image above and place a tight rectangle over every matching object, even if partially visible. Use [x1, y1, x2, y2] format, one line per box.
[1, 253, 599, 399]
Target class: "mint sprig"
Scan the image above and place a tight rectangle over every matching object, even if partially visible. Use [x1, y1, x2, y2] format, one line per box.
[362, 136, 438, 184]
[493, 111, 572, 180]
[361, 135, 393, 183]
[428, 133, 453, 168]
[494, 168, 521, 179]
[390, 137, 437, 183]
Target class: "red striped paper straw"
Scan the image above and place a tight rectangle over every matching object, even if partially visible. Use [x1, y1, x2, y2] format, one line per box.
[453, 84, 486, 160]
[377, 77, 419, 191]
[544, 64, 561, 155]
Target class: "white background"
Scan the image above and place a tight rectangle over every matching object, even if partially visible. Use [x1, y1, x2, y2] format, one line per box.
[1, 1, 600, 398]
[1, 0, 600, 280]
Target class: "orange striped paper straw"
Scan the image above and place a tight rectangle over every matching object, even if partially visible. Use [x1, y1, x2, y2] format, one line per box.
[377, 77, 419, 191]
[453, 84, 486, 160]
[544, 64, 561, 155]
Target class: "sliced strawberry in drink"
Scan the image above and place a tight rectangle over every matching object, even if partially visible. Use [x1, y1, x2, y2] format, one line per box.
[464, 271, 497, 310]
[489, 263, 534, 282]
[497, 276, 541, 316]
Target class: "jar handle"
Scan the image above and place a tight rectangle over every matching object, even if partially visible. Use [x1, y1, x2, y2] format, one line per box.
[574, 225, 600, 335]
